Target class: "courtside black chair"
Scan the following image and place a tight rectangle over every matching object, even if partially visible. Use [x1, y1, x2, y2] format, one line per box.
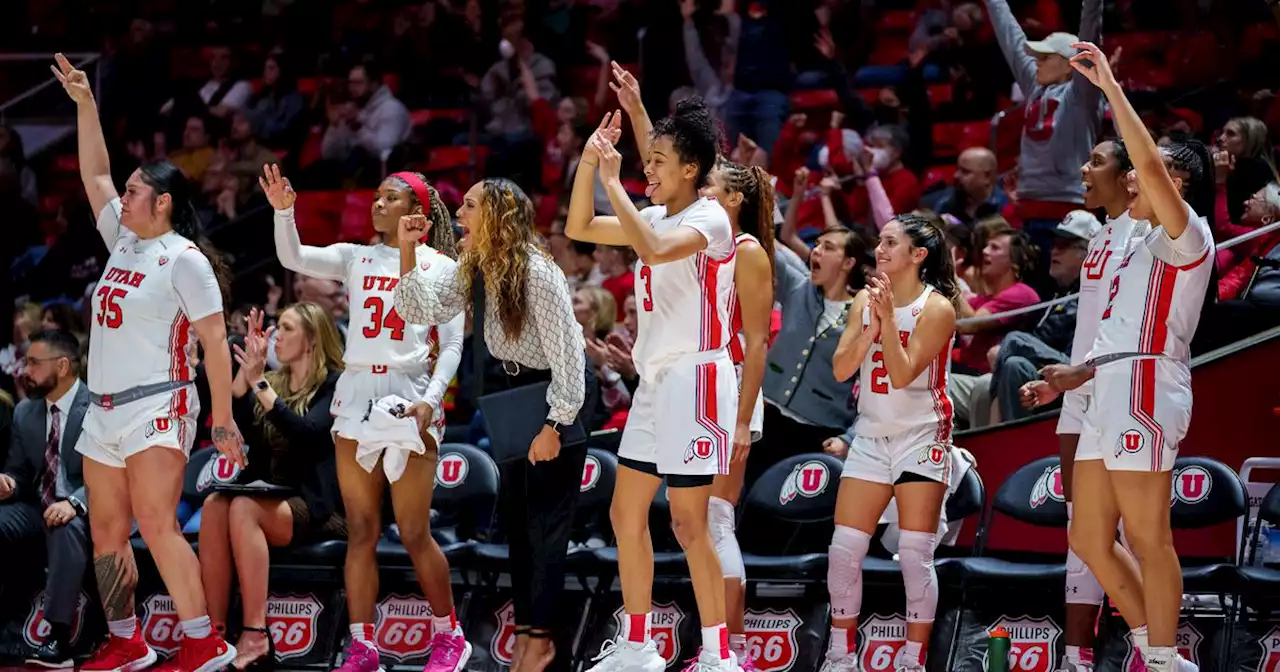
[1169, 456, 1248, 594]
[1238, 483, 1280, 610]
[955, 455, 1068, 583]
[738, 453, 845, 582]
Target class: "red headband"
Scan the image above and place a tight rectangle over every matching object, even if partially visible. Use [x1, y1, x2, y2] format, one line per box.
[390, 171, 432, 212]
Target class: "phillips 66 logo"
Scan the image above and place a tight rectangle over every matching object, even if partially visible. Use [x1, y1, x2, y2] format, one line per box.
[606, 602, 684, 667]
[779, 460, 831, 505]
[743, 608, 801, 672]
[858, 614, 907, 672]
[490, 601, 518, 666]
[983, 616, 1061, 672]
[142, 594, 184, 655]
[1123, 621, 1202, 672]
[23, 591, 89, 648]
[1029, 465, 1065, 509]
[375, 595, 433, 661]
[1255, 625, 1280, 672]
[266, 594, 324, 660]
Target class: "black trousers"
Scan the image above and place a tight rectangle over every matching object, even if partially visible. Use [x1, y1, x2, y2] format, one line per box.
[744, 403, 846, 495]
[491, 363, 598, 630]
[0, 500, 91, 630]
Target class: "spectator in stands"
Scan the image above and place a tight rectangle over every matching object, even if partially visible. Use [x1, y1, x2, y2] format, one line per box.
[481, 16, 558, 185]
[320, 60, 411, 177]
[3, 303, 43, 391]
[848, 125, 922, 225]
[396, 178, 590, 671]
[197, 45, 255, 119]
[18, 200, 108, 304]
[594, 245, 636, 319]
[984, 0, 1103, 263]
[0, 330, 92, 668]
[943, 222, 976, 296]
[560, 241, 605, 291]
[725, 0, 796, 156]
[1197, 183, 1280, 350]
[925, 148, 1010, 227]
[1215, 117, 1277, 225]
[747, 227, 867, 488]
[170, 114, 215, 183]
[573, 286, 619, 341]
[0, 123, 37, 205]
[247, 53, 307, 149]
[577, 287, 633, 428]
[680, 0, 740, 119]
[950, 224, 1039, 420]
[204, 112, 279, 220]
[983, 210, 1097, 424]
[199, 304, 345, 670]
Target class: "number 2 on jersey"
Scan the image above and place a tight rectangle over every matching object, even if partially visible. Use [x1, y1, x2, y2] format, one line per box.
[639, 265, 653, 312]
[96, 286, 127, 329]
[363, 297, 406, 340]
[869, 351, 890, 394]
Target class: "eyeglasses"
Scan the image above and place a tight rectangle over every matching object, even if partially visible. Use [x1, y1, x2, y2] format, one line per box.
[24, 355, 69, 366]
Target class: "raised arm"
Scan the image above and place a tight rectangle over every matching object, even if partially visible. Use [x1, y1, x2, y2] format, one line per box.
[565, 113, 631, 246]
[260, 165, 355, 281]
[51, 53, 120, 242]
[393, 225, 468, 326]
[832, 290, 876, 382]
[611, 62, 653, 165]
[983, 0, 1038, 94]
[1067, 0, 1104, 113]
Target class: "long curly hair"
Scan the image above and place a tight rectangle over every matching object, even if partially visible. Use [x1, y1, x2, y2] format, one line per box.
[458, 179, 550, 340]
[253, 302, 345, 443]
[388, 172, 458, 260]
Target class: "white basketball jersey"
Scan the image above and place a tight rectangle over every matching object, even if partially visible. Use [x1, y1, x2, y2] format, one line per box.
[89, 231, 202, 395]
[344, 244, 456, 369]
[726, 232, 759, 365]
[1088, 207, 1214, 365]
[1067, 211, 1141, 394]
[630, 199, 737, 379]
[854, 286, 955, 440]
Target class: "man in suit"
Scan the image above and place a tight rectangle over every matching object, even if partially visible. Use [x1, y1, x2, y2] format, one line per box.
[0, 330, 92, 668]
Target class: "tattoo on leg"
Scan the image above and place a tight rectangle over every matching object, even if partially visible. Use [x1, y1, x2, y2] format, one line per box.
[94, 551, 138, 620]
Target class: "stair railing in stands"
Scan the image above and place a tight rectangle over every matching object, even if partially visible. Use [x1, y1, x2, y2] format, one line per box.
[0, 52, 101, 123]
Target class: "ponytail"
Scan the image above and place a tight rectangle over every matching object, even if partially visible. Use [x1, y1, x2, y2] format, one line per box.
[715, 159, 777, 281]
[140, 161, 232, 309]
[896, 212, 962, 308]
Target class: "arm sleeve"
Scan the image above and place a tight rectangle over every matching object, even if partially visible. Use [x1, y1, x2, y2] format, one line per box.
[171, 250, 224, 321]
[1067, 0, 1104, 112]
[528, 261, 587, 425]
[1147, 211, 1213, 269]
[424, 312, 465, 409]
[984, 0, 1038, 94]
[682, 18, 722, 98]
[263, 374, 338, 448]
[773, 245, 809, 301]
[866, 175, 896, 231]
[96, 198, 125, 247]
[393, 263, 468, 325]
[273, 207, 354, 281]
[679, 204, 736, 261]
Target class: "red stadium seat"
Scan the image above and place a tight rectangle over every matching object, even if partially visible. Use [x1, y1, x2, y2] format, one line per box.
[296, 77, 321, 97]
[382, 73, 400, 95]
[932, 120, 989, 160]
[292, 190, 346, 246]
[923, 164, 957, 191]
[867, 38, 909, 67]
[926, 83, 954, 108]
[790, 89, 840, 112]
[878, 9, 917, 34]
[409, 108, 469, 127]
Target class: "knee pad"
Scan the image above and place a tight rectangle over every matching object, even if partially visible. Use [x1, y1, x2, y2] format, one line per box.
[1065, 546, 1104, 606]
[708, 497, 744, 582]
[897, 530, 938, 624]
[828, 526, 871, 620]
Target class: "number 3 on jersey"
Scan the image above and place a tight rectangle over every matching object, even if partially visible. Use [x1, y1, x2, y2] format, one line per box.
[363, 297, 406, 340]
[96, 286, 127, 328]
[639, 265, 653, 312]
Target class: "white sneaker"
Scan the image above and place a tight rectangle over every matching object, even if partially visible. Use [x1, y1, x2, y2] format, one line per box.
[585, 639, 667, 672]
[1174, 654, 1198, 672]
[896, 665, 925, 672]
[1054, 661, 1095, 672]
[818, 652, 860, 672]
[680, 649, 739, 672]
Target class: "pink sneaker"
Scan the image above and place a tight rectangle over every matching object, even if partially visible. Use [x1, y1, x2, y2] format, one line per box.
[739, 653, 758, 672]
[423, 631, 472, 672]
[334, 640, 383, 672]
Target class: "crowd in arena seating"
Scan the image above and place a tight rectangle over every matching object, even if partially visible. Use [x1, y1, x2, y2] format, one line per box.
[2, 0, 1280, 666]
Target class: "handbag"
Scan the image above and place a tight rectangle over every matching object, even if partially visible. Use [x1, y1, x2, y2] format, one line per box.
[471, 271, 587, 464]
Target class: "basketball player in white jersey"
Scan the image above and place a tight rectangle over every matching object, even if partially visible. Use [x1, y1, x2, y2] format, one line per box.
[823, 213, 959, 672]
[1051, 43, 1215, 672]
[53, 53, 242, 672]
[1020, 138, 1138, 672]
[260, 165, 472, 672]
[699, 159, 776, 669]
[566, 100, 740, 672]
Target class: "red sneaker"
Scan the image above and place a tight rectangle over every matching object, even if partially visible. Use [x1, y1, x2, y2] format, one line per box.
[80, 632, 158, 672]
[152, 634, 237, 672]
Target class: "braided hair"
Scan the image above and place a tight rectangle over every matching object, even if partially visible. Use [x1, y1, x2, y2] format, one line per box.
[388, 172, 458, 260]
[1164, 140, 1215, 228]
[651, 97, 722, 189]
[713, 158, 776, 279]
[895, 211, 962, 307]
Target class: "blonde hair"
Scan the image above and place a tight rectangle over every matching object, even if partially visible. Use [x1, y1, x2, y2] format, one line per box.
[577, 285, 617, 338]
[458, 179, 550, 340]
[17, 302, 41, 330]
[254, 302, 345, 436]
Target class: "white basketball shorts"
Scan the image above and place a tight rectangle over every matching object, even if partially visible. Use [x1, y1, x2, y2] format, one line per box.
[76, 385, 200, 468]
[735, 362, 764, 443]
[841, 423, 953, 486]
[331, 365, 444, 450]
[1092, 358, 1192, 473]
[1057, 389, 1088, 435]
[618, 349, 738, 477]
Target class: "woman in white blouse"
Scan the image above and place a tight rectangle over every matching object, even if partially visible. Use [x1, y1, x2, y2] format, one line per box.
[394, 178, 589, 672]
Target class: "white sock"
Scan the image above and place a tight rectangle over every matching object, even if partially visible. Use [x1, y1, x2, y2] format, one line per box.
[624, 612, 651, 647]
[1065, 645, 1082, 665]
[350, 623, 375, 647]
[1131, 625, 1149, 655]
[107, 618, 137, 639]
[901, 640, 924, 668]
[701, 624, 728, 660]
[431, 614, 458, 635]
[829, 627, 852, 658]
[180, 615, 212, 640]
[729, 633, 748, 661]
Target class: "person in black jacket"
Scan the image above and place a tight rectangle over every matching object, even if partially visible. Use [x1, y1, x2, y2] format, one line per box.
[197, 303, 346, 670]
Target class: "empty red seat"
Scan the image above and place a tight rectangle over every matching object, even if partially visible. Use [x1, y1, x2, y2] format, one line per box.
[879, 9, 917, 33]
[923, 165, 957, 191]
[409, 108, 469, 127]
[867, 38, 909, 67]
[926, 83, 954, 108]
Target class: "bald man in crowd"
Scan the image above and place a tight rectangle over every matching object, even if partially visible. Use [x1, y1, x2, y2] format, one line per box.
[925, 147, 1011, 226]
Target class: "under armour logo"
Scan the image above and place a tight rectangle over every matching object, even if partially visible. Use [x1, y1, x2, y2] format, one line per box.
[361, 257, 373, 263]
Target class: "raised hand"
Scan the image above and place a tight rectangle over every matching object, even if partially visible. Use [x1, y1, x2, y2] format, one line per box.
[258, 164, 297, 210]
[1068, 41, 1117, 90]
[869, 273, 896, 324]
[592, 131, 624, 183]
[583, 110, 625, 165]
[50, 53, 93, 104]
[398, 213, 430, 251]
[609, 62, 643, 116]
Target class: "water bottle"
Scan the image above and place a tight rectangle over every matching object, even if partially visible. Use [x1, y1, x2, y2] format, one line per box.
[988, 626, 1011, 672]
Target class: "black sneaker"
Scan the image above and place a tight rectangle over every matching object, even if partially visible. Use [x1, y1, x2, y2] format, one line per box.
[25, 639, 74, 669]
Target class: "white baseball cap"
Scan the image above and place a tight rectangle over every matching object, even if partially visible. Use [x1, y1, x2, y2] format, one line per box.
[1055, 210, 1102, 241]
[1024, 32, 1080, 59]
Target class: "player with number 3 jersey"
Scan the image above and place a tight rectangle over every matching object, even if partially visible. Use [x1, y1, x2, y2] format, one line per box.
[824, 213, 959, 672]
[264, 166, 473, 672]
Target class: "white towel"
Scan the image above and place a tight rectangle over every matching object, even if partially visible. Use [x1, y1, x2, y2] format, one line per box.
[354, 395, 426, 483]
